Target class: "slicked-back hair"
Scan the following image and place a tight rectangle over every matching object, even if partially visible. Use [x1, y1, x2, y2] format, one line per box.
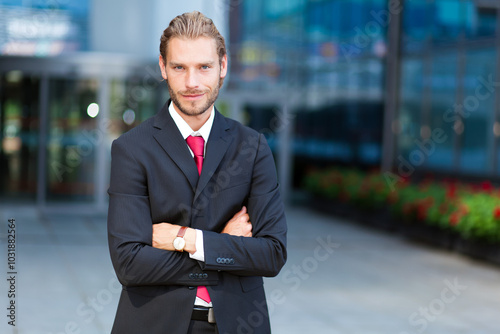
[159, 11, 226, 65]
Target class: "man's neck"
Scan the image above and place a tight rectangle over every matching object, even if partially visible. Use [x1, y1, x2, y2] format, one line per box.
[173, 104, 213, 132]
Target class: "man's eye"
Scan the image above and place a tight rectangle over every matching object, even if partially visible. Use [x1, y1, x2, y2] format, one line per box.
[175, 66, 183, 70]
[201, 65, 210, 70]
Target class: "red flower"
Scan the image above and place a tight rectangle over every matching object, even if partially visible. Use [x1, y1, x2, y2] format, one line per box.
[493, 207, 500, 220]
[449, 213, 460, 226]
[446, 184, 457, 198]
[481, 181, 494, 193]
[417, 206, 428, 220]
[459, 204, 469, 215]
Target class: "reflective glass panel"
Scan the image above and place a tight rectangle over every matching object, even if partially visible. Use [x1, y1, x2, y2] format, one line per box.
[459, 49, 496, 172]
[402, 0, 432, 52]
[426, 53, 458, 170]
[398, 58, 424, 162]
[465, 5, 497, 39]
[108, 77, 158, 141]
[0, 72, 39, 201]
[46, 78, 98, 202]
[432, 0, 462, 43]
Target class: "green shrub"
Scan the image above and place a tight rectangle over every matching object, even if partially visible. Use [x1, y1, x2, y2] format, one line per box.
[303, 167, 500, 244]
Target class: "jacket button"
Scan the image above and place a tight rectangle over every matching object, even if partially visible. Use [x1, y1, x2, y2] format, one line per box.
[203, 273, 208, 279]
[230, 258, 235, 264]
[188, 286, 195, 290]
[189, 273, 194, 279]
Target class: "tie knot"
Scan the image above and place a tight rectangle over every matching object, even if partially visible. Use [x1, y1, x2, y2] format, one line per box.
[186, 135, 205, 157]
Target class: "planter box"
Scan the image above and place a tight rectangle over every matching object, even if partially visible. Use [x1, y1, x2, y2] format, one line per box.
[400, 221, 457, 250]
[358, 207, 398, 232]
[454, 237, 500, 266]
[309, 196, 398, 230]
[309, 196, 360, 221]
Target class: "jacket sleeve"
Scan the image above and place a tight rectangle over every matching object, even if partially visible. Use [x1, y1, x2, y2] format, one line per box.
[200, 134, 287, 277]
[107, 138, 218, 287]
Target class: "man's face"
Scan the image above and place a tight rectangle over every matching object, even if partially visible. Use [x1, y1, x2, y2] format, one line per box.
[159, 37, 227, 117]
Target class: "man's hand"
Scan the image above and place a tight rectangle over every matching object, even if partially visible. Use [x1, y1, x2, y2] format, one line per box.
[221, 206, 252, 237]
[152, 223, 196, 253]
[152, 207, 252, 253]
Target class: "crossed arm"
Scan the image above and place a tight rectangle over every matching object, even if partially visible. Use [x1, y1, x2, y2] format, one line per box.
[152, 206, 253, 253]
[108, 133, 287, 286]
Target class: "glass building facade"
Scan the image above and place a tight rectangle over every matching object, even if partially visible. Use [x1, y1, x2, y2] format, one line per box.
[0, 56, 164, 209]
[229, 0, 389, 184]
[228, 0, 500, 184]
[399, 0, 499, 177]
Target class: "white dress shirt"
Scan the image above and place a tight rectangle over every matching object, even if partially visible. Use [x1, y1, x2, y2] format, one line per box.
[169, 102, 214, 307]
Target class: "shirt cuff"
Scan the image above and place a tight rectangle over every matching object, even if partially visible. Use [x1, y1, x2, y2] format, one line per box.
[189, 229, 205, 262]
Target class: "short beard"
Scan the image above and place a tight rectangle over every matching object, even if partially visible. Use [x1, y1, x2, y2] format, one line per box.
[167, 78, 223, 117]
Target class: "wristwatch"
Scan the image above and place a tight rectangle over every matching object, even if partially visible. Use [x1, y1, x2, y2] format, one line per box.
[173, 226, 188, 251]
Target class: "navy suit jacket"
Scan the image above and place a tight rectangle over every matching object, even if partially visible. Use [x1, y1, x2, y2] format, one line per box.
[107, 101, 287, 334]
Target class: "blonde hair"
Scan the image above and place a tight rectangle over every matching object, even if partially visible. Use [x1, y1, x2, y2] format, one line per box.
[159, 11, 226, 65]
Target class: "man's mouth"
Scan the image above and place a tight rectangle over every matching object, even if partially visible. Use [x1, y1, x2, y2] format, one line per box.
[181, 92, 206, 100]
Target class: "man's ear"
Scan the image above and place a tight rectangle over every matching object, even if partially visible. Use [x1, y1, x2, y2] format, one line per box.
[220, 54, 228, 79]
[159, 55, 167, 80]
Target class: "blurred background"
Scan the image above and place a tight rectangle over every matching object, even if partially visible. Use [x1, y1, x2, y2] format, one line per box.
[2, 0, 499, 210]
[1, 0, 500, 333]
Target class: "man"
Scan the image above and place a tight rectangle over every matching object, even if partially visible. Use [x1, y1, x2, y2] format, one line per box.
[107, 11, 287, 334]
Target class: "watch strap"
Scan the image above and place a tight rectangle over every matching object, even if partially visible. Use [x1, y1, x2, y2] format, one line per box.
[177, 226, 188, 238]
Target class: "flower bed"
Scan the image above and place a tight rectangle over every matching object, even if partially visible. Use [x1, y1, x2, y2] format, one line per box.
[304, 167, 500, 264]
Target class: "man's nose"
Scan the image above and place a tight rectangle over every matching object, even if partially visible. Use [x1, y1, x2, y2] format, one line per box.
[185, 70, 199, 88]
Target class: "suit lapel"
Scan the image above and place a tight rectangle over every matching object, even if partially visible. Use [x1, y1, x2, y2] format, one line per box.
[195, 110, 233, 201]
[152, 103, 199, 192]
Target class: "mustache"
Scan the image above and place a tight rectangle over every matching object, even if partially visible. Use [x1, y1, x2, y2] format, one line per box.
[179, 90, 208, 95]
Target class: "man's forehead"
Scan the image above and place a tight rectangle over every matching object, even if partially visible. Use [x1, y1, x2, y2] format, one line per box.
[167, 37, 217, 57]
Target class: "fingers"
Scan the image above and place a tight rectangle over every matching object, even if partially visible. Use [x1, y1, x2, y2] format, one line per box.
[241, 215, 252, 237]
[244, 222, 252, 237]
[221, 207, 252, 237]
[234, 206, 247, 219]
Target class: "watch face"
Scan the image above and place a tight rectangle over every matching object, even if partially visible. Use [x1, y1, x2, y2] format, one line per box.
[173, 237, 185, 251]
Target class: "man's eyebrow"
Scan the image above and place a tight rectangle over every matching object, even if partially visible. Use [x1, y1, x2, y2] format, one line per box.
[168, 61, 184, 67]
[168, 61, 216, 66]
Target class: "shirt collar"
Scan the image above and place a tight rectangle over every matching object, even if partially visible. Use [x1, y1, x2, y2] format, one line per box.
[168, 101, 215, 144]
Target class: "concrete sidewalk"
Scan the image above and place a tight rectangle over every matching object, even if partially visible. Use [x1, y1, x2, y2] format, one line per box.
[0, 205, 499, 333]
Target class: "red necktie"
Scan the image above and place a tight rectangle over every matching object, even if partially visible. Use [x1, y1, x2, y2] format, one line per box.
[185, 135, 211, 304]
[186, 135, 204, 175]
